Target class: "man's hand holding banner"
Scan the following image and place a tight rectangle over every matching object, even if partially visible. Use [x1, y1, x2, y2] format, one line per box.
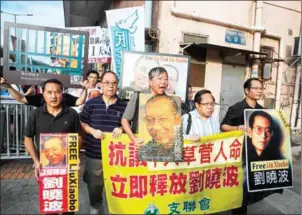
[102, 109, 293, 214]
[102, 131, 244, 214]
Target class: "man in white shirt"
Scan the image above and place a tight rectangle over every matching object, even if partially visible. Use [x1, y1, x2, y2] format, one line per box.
[182, 89, 220, 141]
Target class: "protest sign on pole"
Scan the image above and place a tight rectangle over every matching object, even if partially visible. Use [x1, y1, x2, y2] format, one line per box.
[68, 26, 111, 64]
[102, 132, 244, 214]
[3, 22, 89, 87]
[106, 7, 145, 82]
[119, 51, 190, 101]
[244, 109, 293, 192]
[39, 133, 79, 214]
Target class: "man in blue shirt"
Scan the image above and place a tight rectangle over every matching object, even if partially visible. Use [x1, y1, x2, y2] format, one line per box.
[80, 71, 127, 214]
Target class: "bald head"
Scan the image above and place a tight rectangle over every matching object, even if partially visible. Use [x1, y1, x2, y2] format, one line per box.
[145, 94, 180, 145]
[43, 136, 66, 165]
[145, 94, 178, 115]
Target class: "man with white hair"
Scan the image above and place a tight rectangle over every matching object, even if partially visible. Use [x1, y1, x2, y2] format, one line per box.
[122, 67, 169, 145]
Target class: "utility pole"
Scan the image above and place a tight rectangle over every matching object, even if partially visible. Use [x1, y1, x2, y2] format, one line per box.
[0, 10, 33, 40]
[0, 10, 33, 67]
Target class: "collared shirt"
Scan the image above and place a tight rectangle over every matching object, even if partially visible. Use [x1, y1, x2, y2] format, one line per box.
[221, 99, 263, 127]
[80, 95, 127, 159]
[24, 105, 80, 150]
[182, 109, 220, 139]
[122, 89, 151, 133]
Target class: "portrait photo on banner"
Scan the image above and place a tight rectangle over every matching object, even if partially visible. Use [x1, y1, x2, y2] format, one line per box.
[138, 93, 183, 162]
[40, 133, 68, 168]
[2, 22, 89, 87]
[119, 51, 190, 101]
[244, 109, 293, 192]
[39, 133, 79, 214]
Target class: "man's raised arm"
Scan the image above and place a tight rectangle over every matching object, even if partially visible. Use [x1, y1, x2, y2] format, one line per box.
[0, 77, 28, 104]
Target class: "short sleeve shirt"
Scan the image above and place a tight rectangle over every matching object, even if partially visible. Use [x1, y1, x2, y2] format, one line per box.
[24, 105, 80, 150]
[221, 99, 263, 127]
[122, 89, 150, 133]
[80, 96, 127, 159]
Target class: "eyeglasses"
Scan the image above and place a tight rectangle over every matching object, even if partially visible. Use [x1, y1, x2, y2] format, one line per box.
[252, 126, 273, 136]
[102, 82, 117, 86]
[200, 102, 215, 107]
[145, 116, 169, 126]
[250, 87, 264, 91]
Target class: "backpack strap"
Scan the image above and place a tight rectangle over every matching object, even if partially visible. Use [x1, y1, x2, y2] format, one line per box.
[186, 113, 192, 135]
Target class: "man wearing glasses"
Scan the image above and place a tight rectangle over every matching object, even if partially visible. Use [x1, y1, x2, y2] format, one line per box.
[221, 78, 266, 214]
[121, 67, 169, 146]
[80, 71, 127, 214]
[182, 89, 220, 141]
[221, 78, 264, 133]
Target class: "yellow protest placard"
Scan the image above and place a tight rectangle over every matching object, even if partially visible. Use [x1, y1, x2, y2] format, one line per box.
[102, 131, 245, 214]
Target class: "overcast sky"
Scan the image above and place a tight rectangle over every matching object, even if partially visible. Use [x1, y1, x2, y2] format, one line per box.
[1, 1, 65, 46]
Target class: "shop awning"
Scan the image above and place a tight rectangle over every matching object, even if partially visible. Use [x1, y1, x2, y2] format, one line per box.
[180, 42, 268, 58]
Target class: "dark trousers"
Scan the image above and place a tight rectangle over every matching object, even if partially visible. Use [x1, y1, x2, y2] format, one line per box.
[232, 206, 248, 214]
[83, 156, 109, 214]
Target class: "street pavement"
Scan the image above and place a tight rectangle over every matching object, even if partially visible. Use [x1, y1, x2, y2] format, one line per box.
[1, 155, 301, 214]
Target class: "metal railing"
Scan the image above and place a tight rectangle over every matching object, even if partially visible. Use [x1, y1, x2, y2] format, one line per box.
[0, 100, 35, 159]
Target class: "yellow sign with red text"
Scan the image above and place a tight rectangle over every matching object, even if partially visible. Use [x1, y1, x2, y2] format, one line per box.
[102, 131, 245, 214]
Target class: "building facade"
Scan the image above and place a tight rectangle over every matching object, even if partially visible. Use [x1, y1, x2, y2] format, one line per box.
[64, 0, 301, 127]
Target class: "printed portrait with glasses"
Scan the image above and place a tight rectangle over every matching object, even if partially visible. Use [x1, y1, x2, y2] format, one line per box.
[245, 110, 285, 162]
[244, 109, 293, 192]
[40, 134, 68, 168]
[138, 93, 183, 162]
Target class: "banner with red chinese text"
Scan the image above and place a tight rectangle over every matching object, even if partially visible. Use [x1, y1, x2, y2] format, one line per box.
[244, 109, 293, 192]
[68, 26, 111, 64]
[102, 131, 245, 214]
[39, 133, 79, 214]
